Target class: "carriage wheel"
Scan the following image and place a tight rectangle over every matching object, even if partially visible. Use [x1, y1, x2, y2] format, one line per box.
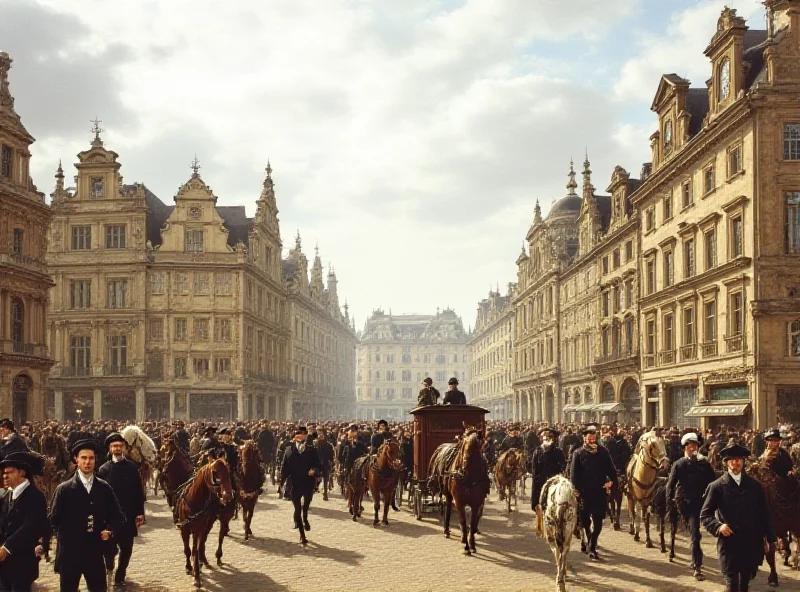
[396, 479, 404, 508]
[414, 490, 423, 521]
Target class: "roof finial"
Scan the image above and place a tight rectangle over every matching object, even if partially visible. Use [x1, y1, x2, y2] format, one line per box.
[266, 159, 272, 179]
[567, 158, 578, 196]
[90, 117, 104, 147]
[0, 53, 16, 111]
[534, 199, 543, 224]
[190, 154, 201, 178]
[295, 229, 302, 251]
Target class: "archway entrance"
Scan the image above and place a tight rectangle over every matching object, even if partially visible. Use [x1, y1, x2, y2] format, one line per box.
[12, 374, 31, 427]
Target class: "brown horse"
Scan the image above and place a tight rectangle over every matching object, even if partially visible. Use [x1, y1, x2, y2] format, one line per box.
[175, 458, 234, 589]
[607, 472, 627, 531]
[494, 448, 524, 513]
[160, 437, 194, 507]
[346, 458, 368, 522]
[429, 426, 490, 555]
[357, 440, 402, 526]
[238, 440, 265, 540]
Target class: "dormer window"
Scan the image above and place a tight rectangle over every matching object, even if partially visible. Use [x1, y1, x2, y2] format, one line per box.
[719, 58, 731, 101]
[663, 119, 673, 155]
[91, 177, 105, 198]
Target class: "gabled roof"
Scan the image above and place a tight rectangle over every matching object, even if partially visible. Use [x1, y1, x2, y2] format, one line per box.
[650, 74, 690, 112]
[143, 188, 174, 247]
[217, 205, 253, 248]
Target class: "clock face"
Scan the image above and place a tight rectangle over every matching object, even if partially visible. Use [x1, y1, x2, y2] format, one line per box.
[719, 58, 731, 100]
[189, 206, 202, 219]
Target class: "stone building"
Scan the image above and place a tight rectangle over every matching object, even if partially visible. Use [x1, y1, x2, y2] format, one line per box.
[356, 309, 468, 421]
[0, 53, 54, 425]
[635, 3, 800, 429]
[468, 285, 515, 419]
[46, 135, 355, 422]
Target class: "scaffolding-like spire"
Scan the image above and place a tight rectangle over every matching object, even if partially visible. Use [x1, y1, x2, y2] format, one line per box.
[567, 159, 578, 196]
[534, 199, 543, 224]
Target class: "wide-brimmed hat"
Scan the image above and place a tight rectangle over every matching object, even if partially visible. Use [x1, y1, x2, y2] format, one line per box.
[422, 377, 433, 385]
[540, 427, 560, 439]
[582, 423, 599, 435]
[448, 377, 459, 386]
[719, 443, 750, 460]
[763, 428, 782, 441]
[0, 451, 45, 476]
[294, 426, 308, 436]
[680, 432, 700, 447]
[377, 419, 388, 427]
[104, 432, 126, 448]
[71, 439, 103, 457]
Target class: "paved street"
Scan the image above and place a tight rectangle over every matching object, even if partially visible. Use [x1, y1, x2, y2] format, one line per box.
[35, 483, 800, 592]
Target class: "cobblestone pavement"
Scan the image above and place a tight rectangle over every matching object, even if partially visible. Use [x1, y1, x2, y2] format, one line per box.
[34, 483, 800, 592]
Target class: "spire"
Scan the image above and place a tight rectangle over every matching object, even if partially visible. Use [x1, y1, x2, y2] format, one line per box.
[295, 230, 302, 251]
[51, 160, 67, 201]
[90, 117, 104, 147]
[534, 199, 543, 224]
[566, 159, 578, 196]
[582, 150, 595, 201]
[190, 154, 201, 178]
[0, 52, 16, 112]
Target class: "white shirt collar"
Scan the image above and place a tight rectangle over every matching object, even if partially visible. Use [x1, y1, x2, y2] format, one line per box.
[11, 478, 30, 500]
[296, 442, 306, 453]
[112, 455, 124, 463]
[728, 470, 742, 485]
[78, 471, 94, 489]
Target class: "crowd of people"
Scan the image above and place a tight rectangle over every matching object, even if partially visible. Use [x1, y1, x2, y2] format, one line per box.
[0, 412, 798, 591]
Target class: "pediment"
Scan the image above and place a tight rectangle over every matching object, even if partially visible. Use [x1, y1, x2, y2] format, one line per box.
[650, 74, 690, 112]
[175, 175, 217, 202]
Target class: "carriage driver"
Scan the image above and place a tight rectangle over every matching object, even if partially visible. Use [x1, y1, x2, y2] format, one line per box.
[532, 427, 566, 515]
[442, 378, 467, 405]
[98, 433, 145, 590]
[417, 378, 440, 407]
[762, 428, 793, 479]
[665, 431, 716, 581]
[701, 442, 776, 592]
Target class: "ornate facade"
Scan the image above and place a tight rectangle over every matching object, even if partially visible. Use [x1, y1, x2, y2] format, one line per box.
[356, 309, 468, 420]
[0, 53, 54, 425]
[467, 285, 515, 419]
[47, 135, 355, 421]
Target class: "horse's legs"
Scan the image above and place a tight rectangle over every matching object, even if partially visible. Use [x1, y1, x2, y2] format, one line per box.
[443, 491, 453, 538]
[643, 505, 654, 548]
[191, 532, 202, 588]
[216, 514, 229, 565]
[181, 527, 192, 575]
[765, 540, 779, 587]
[628, 497, 639, 540]
[199, 518, 213, 567]
[659, 512, 666, 553]
[506, 482, 511, 514]
[382, 490, 391, 525]
[669, 515, 677, 561]
[373, 486, 381, 526]
[454, 499, 469, 552]
[469, 502, 480, 553]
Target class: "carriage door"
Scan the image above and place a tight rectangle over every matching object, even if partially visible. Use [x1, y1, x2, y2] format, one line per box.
[12, 374, 31, 426]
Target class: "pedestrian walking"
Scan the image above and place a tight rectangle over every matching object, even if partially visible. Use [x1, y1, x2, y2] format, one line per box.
[280, 426, 323, 545]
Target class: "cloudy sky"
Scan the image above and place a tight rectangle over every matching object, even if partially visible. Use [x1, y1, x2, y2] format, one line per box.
[1, 0, 767, 331]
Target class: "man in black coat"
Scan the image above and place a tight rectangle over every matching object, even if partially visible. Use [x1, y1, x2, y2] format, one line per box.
[280, 427, 323, 545]
[500, 425, 524, 452]
[173, 421, 190, 453]
[570, 424, 617, 560]
[701, 443, 776, 592]
[666, 432, 716, 581]
[370, 420, 391, 453]
[0, 451, 48, 592]
[0, 420, 28, 460]
[761, 428, 793, 478]
[531, 428, 565, 511]
[314, 431, 335, 501]
[49, 439, 126, 592]
[342, 425, 368, 483]
[442, 378, 466, 405]
[97, 433, 145, 589]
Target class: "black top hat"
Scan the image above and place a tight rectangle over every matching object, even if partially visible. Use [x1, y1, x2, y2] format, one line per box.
[217, 427, 230, 435]
[763, 428, 782, 441]
[0, 451, 45, 477]
[422, 377, 433, 385]
[294, 426, 308, 436]
[582, 423, 600, 435]
[347, 424, 359, 432]
[71, 439, 103, 457]
[448, 377, 459, 386]
[719, 442, 751, 460]
[539, 427, 560, 439]
[377, 419, 388, 427]
[104, 432, 126, 448]
[0, 418, 14, 430]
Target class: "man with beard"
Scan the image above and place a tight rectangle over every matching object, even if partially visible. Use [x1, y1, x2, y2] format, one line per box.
[666, 432, 716, 581]
[280, 427, 322, 545]
[97, 433, 145, 590]
[570, 424, 617, 560]
[532, 427, 566, 515]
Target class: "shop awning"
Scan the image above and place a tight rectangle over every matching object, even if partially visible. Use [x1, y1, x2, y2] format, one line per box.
[562, 404, 578, 412]
[684, 403, 751, 418]
[575, 402, 596, 411]
[594, 402, 625, 413]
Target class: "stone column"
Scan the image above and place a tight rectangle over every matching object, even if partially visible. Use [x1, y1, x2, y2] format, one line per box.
[285, 391, 293, 421]
[135, 386, 145, 423]
[169, 390, 176, 420]
[54, 390, 64, 421]
[658, 383, 668, 428]
[237, 388, 245, 421]
[93, 388, 102, 421]
[185, 391, 191, 421]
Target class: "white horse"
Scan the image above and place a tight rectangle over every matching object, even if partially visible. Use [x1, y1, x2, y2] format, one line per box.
[626, 429, 670, 547]
[120, 425, 157, 463]
[537, 475, 578, 592]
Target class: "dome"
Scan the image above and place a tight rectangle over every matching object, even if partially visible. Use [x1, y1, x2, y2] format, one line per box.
[547, 195, 582, 219]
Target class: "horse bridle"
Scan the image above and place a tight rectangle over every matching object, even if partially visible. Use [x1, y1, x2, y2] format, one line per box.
[630, 437, 667, 493]
[205, 460, 231, 506]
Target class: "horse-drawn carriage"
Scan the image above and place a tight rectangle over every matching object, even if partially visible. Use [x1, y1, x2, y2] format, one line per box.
[407, 404, 489, 520]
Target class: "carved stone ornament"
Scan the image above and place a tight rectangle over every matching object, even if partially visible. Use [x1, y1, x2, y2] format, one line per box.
[189, 206, 202, 219]
[704, 367, 752, 385]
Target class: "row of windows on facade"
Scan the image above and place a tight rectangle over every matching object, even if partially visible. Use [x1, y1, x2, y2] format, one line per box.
[357, 387, 416, 401]
[473, 320, 514, 350]
[359, 369, 462, 382]
[517, 287, 555, 332]
[471, 343, 512, 374]
[601, 240, 635, 275]
[662, 121, 798, 163]
[642, 216, 744, 296]
[601, 280, 636, 317]
[516, 338, 555, 372]
[70, 225, 207, 252]
[370, 352, 463, 364]
[472, 372, 513, 397]
[292, 318, 342, 352]
[67, 274, 234, 309]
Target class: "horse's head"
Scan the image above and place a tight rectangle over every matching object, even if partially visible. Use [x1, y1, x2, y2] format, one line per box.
[239, 440, 260, 474]
[379, 440, 403, 470]
[205, 458, 234, 505]
[641, 431, 670, 470]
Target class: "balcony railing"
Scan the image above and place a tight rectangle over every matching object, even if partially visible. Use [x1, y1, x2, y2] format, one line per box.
[0, 251, 48, 273]
[725, 333, 744, 353]
[680, 344, 697, 361]
[659, 350, 676, 365]
[54, 366, 93, 377]
[595, 348, 637, 365]
[700, 341, 717, 358]
[0, 340, 48, 357]
[643, 354, 656, 368]
[105, 365, 134, 376]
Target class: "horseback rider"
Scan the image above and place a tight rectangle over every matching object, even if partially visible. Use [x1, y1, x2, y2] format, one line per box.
[531, 427, 566, 512]
[701, 442, 777, 592]
[370, 420, 391, 454]
[442, 378, 466, 405]
[761, 428, 792, 478]
[499, 424, 524, 452]
[173, 421, 190, 454]
[342, 424, 368, 486]
[602, 425, 632, 476]
[570, 423, 617, 560]
[417, 378, 440, 407]
[665, 431, 716, 581]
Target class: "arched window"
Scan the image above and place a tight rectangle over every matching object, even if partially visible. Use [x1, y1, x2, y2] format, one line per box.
[718, 57, 731, 101]
[11, 297, 23, 346]
[602, 383, 615, 403]
[663, 119, 673, 155]
[788, 319, 800, 356]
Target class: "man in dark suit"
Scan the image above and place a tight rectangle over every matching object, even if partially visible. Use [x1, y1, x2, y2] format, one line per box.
[442, 377, 467, 405]
[49, 439, 125, 592]
[97, 433, 145, 590]
[280, 427, 322, 545]
[0, 420, 28, 461]
[701, 442, 776, 592]
[0, 451, 48, 592]
[314, 431, 335, 501]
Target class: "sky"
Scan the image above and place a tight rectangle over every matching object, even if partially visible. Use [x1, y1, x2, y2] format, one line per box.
[0, 0, 768, 332]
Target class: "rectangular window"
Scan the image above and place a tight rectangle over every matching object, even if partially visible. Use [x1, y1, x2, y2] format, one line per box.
[70, 280, 92, 309]
[1, 145, 12, 178]
[107, 335, 128, 370]
[174, 318, 188, 341]
[215, 358, 231, 375]
[728, 144, 742, 177]
[681, 181, 693, 209]
[71, 226, 92, 250]
[646, 319, 656, 354]
[684, 238, 695, 278]
[105, 225, 125, 248]
[186, 230, 204, 253]
[147, 352, 163, 380]
[664, 313, 674, 350]
[784, 123, 800, 160]
[194, 318, 209, 341]
[625, 280, 634, 309]
[646, 259, 655, 295]
[70, 336, 91, 370]
[174, 357, 187, 378]
[602, 291, 610, 317]
[731, 216, 743, 258]
[625, 240, 633, 261]
[215, 318, 231, 342]
[704, 299, 716, 342]
[602, 256, 609, 274]
[730, 292, 743, 335]
[645, 207, 655, 232]
[175, 273, 189, 294]
[612, 249, 621, 269]
[664, 250, 674, 287]
[90, 177, 105, 198]
[106, 279, 128, 309]
[193, 357, 210, 377]
[703, 164, 715, 194]
[149, 318, 164, 342]
[149, 273, 165, 294]
[705, 229, 717, 270]
[785, 192, 800, 254]
[663, 193, 672, 221]
[683, 306, 695, 345]
[214, 273, 232, 295]
[12, 228, 23, 255]
[194, 273, 210, 295]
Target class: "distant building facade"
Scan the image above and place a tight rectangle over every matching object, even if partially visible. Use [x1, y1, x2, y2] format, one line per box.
[356, 309, 468, 421]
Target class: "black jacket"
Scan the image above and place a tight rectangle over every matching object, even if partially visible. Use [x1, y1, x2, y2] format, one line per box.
[500, 435, 523, 452]
[666, 455, 716, 513]
[315, 440, 335, 465]
[97, 457, 146, 537]
[280, 443, 323, 495]
[763, 448, 793, 479]
[442, 389, 466, 405]
[174, 428, 191, 452]
[257, 429, 274, 461]
[49, 473, 125, 574]
[532, 445, 566, 502]
[570, 445, 618, 507]
[0, 432, 28, 460]
[370, 430, 391, 453]
[701, 472, 776, 576]
[0, 482, 48, 585]
[343, 439, 368, 470]
[604, 435, 633, 473]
